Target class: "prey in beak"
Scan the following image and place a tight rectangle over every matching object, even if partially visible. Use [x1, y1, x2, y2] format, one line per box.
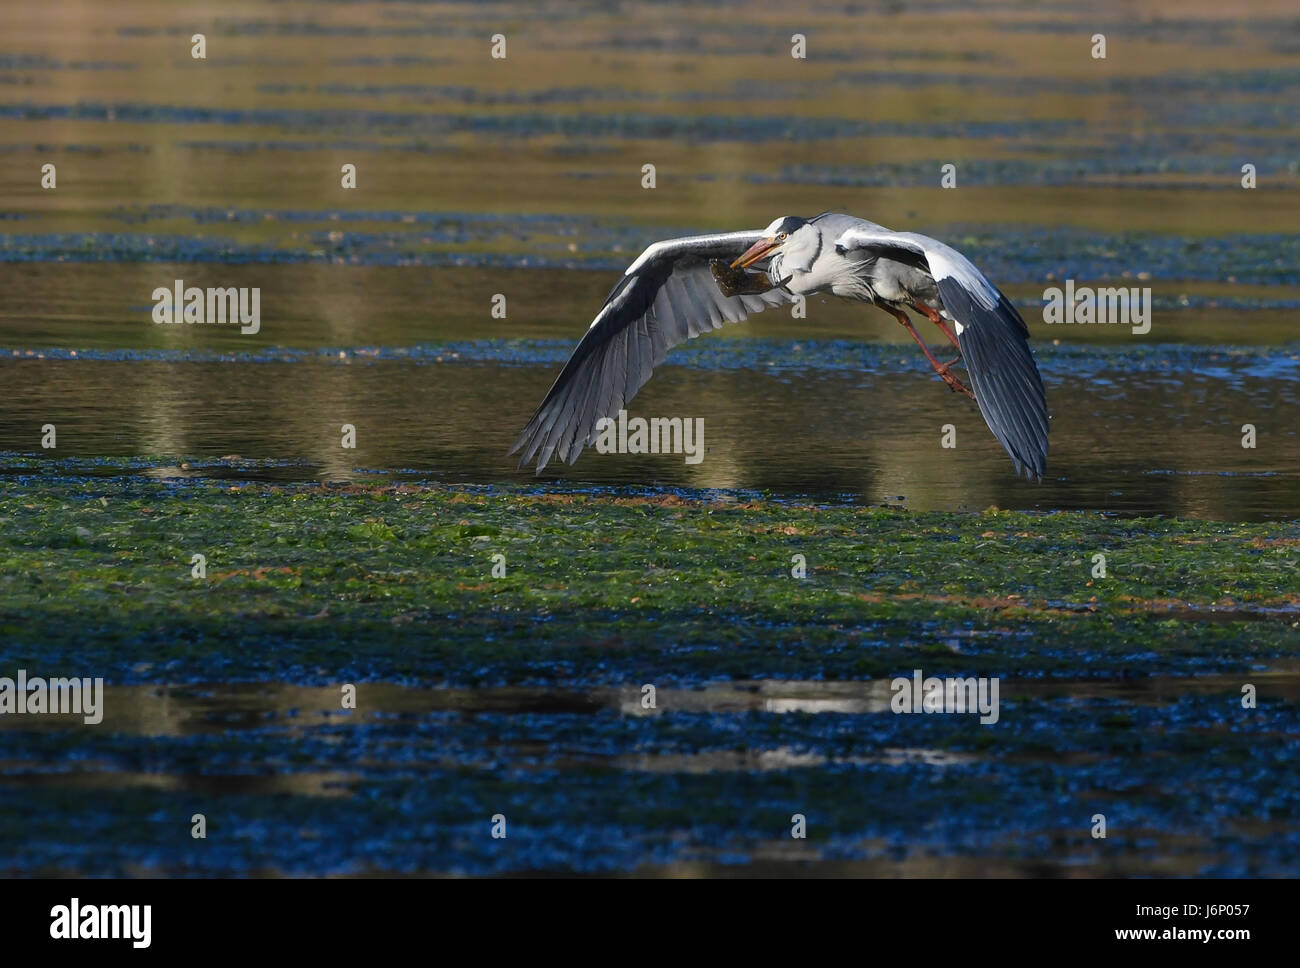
[730, 236, 782, 270]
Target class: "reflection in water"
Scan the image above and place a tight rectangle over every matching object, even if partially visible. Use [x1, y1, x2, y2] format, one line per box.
[5, 770, 358, 798]
[3, 673, 1296, 876]
[612, 747, 981, 772]
[3, 0, 1299, 878]
[2, 351, 1295, 519]
[6, 671, 1297, 738]
[2, 264, 1296, 520]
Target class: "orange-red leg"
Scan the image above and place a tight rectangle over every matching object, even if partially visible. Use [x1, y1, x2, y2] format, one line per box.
[913, 301, 962, 350]
[878, 304, 975, 400]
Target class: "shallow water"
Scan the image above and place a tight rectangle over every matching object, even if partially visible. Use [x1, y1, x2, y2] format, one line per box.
[3, 670, 1297, 875]
[1, 0, 1298, 525]
[2, 263, 1299, 519]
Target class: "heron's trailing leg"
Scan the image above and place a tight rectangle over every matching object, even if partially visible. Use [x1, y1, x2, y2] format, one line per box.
[709, 259, 782, 298]
[912, 301, 962, 351]
[879, 303, 976, 400]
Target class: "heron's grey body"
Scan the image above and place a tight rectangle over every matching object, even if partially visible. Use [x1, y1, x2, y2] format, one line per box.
[769, 213, 941, 310]
[511, 213, 1048, 480]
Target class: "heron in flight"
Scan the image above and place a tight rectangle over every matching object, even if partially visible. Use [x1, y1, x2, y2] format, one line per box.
[511, 213, 1048, 480]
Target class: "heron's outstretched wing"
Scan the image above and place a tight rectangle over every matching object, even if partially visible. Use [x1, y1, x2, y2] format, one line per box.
[510, 232, 793, 472]
[835, 227, 1049, 481]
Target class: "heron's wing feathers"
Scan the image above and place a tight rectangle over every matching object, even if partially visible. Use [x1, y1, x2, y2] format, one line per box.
[836, 228, 1049, 481]
[510, 232, 792, 472]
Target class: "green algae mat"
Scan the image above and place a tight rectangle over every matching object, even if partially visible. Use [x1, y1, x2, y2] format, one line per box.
[2, 475, 1297, 875]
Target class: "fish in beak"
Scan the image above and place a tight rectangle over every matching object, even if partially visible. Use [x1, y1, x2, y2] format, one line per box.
[730, 236, 781, 270]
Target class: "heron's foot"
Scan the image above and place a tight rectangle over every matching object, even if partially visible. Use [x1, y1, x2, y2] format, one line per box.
[934, 360, 976, 400]
[710, 259, 775, 297]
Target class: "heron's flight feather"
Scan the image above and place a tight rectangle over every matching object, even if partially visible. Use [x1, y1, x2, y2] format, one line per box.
[510, 233, 793, 472]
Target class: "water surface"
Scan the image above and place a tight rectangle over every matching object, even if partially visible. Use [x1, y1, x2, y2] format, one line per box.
[1, 0, 1298, 877]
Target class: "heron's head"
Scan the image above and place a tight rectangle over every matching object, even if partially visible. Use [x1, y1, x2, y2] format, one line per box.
[730, 216, 817, 273]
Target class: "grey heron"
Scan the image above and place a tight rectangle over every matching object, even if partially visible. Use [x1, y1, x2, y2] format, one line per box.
[510, 213, 1048, 480]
